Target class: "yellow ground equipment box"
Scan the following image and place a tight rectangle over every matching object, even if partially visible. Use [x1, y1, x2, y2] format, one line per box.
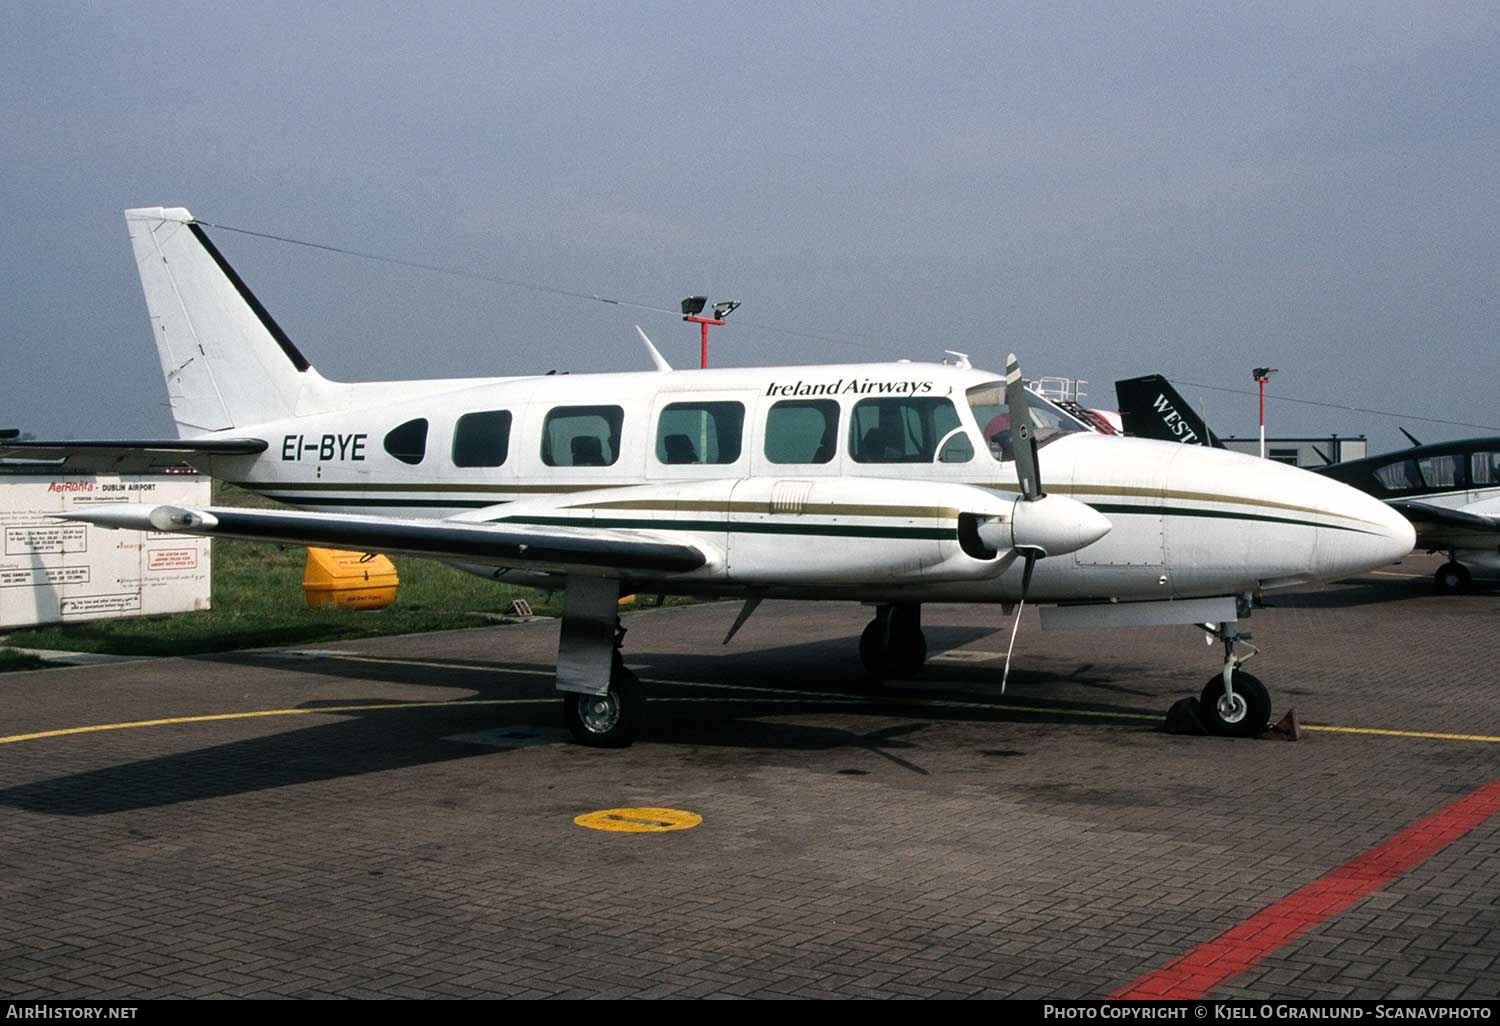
[302, 548, 399, 610]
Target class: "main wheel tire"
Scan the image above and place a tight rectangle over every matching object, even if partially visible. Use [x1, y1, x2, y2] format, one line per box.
[1199, 670, 1271, 739]
[1434, 561, 1471, 595]
[858, 620, 927, 680]
[564, 674, 644, 748]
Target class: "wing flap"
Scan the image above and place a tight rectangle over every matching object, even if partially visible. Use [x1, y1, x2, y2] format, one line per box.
[60, 503, 707, 576]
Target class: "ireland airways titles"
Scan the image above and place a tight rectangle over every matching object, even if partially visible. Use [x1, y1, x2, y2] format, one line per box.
[765, 378, 935, 398]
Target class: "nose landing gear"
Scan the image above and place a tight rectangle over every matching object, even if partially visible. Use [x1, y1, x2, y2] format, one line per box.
[1198, 619, 1271, 738]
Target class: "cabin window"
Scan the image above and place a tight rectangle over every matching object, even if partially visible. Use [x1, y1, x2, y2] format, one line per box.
[541, 405, 623, 467]
[849, 396, 969, 464]
[451, 410, 512, 468]
[1372, 459, 1422, 492]
[1472, 451, 1500, 486]
[765, 400, 839, 464]
[655, 402, 744, 465]
[1418, 454, 1460, 490]
[384, 418, 428, 465]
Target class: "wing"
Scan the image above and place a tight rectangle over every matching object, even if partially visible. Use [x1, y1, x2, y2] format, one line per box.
[0, 438, 266, 472]
[1390, 499, 1500, 551]
[61, 503, 708, 577]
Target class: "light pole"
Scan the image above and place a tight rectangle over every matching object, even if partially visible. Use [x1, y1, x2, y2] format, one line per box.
[681, 297, 740, 369]
[1252, 367, 1277, 459]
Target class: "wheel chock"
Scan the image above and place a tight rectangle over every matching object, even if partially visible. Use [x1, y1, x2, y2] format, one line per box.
[1163, 697, 1209, 735]
[1260, 708, 1301, 742]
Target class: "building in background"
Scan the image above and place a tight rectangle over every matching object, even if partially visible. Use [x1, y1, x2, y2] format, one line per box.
[1220, 435, 1367, 469]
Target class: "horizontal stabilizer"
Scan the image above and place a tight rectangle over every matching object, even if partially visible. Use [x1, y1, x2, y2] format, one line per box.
[1, 437, 267, 472]
[60, 503, 708, 577]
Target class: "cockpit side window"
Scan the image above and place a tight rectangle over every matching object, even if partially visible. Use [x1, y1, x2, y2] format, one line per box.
[965, 382, 1087, 462]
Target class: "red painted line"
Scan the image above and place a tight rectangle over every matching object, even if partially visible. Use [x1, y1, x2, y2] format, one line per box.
[1111, 780, 1500, 1001]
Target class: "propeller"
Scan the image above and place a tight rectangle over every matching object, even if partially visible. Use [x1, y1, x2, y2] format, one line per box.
[1001, 354, 1062, 692]
[965, 357, 1109, 691]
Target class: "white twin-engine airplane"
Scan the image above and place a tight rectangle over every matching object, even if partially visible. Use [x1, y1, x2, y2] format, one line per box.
[12, 207, 1416, 746]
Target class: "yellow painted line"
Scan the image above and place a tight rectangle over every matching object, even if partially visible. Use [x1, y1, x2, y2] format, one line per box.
[1302, 724, 1500, 744]
[0, 698, 550, 747]
[574, 807, 702, 833]
[7, 651, 1496, 749]
[1370, 570, 1424, 578]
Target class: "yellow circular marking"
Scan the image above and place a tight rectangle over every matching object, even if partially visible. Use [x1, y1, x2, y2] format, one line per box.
[574, 807, 702, 833]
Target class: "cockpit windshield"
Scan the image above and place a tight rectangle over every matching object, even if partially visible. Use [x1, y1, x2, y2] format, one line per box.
[966, 382, 1089, 463]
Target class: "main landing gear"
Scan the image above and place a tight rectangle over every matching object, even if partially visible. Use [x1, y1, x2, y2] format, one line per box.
[859, 603, 926, 681]
[1434, 556, 1471, 595]
[1199, 618, 1271, 738]
[563, 650, 643, 748]
[556, 577, 646, 747]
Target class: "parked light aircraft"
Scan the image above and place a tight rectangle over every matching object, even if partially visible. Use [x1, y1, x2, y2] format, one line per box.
[1316, 440, 1500, 593]
[1114, 375, 1500, 595]
[2, 208, 1415, 745]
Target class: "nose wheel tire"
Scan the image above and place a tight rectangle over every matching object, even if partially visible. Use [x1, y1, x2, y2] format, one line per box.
[859, 620, 927, 680]
[564, 670, 644, 748]
[1434, 561, 1471, 595]
[1199, 670, 1271, 739]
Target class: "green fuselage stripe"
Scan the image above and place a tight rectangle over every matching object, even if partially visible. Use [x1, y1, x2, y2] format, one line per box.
[1088, 502, 1375, 535]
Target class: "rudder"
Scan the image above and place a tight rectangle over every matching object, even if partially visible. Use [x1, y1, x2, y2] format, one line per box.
[126, 207, 321, 435]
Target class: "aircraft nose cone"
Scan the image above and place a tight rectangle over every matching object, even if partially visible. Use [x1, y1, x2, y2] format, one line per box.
[1315, 485, 1416, 580]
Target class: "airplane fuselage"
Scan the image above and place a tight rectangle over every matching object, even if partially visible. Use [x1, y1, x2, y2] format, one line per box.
[197, 360, 1414, 605]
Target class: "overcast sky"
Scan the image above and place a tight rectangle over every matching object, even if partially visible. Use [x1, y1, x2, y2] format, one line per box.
[3, 2, 1497, 452]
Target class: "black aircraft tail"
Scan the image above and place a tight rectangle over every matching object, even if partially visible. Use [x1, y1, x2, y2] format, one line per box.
[1114, 375, 1223, 448]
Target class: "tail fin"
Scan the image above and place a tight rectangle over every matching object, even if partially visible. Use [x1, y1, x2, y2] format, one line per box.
[1114, 374, 1223, 447]
[126, 207, 325, 435]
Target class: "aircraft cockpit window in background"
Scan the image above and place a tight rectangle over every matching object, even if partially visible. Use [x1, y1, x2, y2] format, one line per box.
[655, 401, 744, 465]
[848, 397, 970, 464]
[765, 399, 839, 464]
[542, 405, 624, 467]
[1472, 451, 1500, 486]
[965, 383, 1087, 463]
[384, 418, 429, 465]
[1372, 459, 1423, 492]
[1417, 454, 1460, 491]
[451, 410, 512, 468]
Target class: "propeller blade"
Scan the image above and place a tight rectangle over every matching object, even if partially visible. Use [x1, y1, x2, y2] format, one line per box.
[1004, 353, 1043, 501]
[1000, 549, 1039, 694]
